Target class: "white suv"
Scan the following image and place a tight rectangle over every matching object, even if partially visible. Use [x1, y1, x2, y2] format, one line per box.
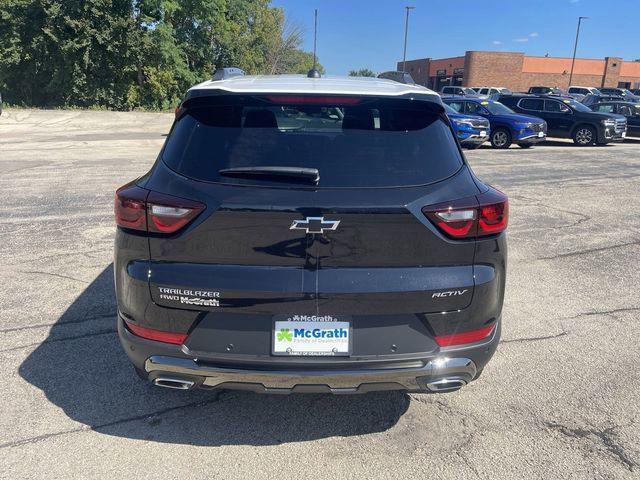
[568, 86, 601, 96]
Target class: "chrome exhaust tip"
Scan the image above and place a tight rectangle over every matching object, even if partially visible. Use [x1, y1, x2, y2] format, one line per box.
[153, 377, 195, 390]
[425, 377, 467, 392]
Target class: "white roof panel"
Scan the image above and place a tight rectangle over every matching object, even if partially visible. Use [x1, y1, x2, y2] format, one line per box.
[189, 74, 436, 97]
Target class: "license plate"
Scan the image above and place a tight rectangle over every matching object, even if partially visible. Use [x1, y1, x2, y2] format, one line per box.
[479, 130, 486, 137]
[538, 131, 544, 138]
[272, 315, 351, 356]
[622, 132, 626, 138]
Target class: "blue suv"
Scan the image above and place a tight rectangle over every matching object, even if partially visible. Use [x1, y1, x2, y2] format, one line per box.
[443, 97, 547, 149]
[444, 103, 490, 149]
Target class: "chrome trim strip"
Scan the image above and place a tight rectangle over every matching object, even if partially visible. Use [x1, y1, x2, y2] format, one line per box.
[145, 356, 477, 391]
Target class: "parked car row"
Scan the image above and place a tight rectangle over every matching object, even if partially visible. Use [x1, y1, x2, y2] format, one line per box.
[443, 97, 546, 149]
[441, 91, 632, 148]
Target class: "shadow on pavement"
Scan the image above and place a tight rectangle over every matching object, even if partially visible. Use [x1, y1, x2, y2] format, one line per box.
[19, 264, 410, 446]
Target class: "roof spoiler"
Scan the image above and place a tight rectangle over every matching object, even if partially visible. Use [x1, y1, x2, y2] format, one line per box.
[212, 67, 245, 81]
[377, 71, 415, 85]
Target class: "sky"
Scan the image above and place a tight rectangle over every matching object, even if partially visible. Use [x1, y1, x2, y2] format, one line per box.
[271, 0, 640, 75]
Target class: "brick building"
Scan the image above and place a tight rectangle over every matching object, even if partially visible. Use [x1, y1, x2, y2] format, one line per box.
[398, 51, 640, 92]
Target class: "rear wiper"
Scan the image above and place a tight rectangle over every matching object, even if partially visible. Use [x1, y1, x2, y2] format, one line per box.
[218, 166, 320, 184]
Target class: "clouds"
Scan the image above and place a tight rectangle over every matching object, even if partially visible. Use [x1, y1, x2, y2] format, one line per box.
[511, 32, 539, 43]
[493, 31, 538, 47]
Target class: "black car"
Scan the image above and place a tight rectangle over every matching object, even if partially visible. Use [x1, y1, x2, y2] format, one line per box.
[590, 101, 640, 137]
[599, 87, 640, 103]
[114, 70, 507, 394]
[581, 93, 626, 107]
[499, 94, 627, 145]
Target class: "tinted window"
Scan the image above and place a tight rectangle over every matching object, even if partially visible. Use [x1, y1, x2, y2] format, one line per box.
[519, 98, 544, 111]
[618, 105, 633, 116]
[594, 104, 614, 113]
[479, 88, 489, 95]
[465, 102, 484, 114]
[544, 100, 571, 113]
[163, 99, 462, 188]
[446, 101, 464, 112]
[484, 101, 515, 115]
[529, 87, 550, 94]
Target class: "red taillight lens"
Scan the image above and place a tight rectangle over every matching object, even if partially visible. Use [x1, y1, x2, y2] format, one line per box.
[265, 95, 362, 105]
[422, 188, 508, 239]
[434, 323, 496, 347]
[115, 183, 205, 234]
[124, 318, 188, 345]
[114, 183, 148, 231]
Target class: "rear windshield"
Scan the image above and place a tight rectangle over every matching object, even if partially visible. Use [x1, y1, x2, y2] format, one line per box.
[162, 97, 462, 188]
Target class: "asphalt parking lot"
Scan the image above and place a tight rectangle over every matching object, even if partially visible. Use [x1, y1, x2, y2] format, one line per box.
[1, 109, 639, 479]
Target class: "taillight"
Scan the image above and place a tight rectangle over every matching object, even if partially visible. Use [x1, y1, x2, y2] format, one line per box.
[124, 318, 188, 345]
[146, 191, 205, 233]
[115, 183, 205, 234]
[114, 183, 148, 231]
[422, 188, 508, 239]
[434, 323, 496, 347]
[265, 95, 362, 105]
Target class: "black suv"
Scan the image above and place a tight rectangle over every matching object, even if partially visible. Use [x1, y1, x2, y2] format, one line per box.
[590, 101, 640, 137]
[114, 70, 507, 394]
[599, 87, 640, 102]
[499, 94, 627, 145]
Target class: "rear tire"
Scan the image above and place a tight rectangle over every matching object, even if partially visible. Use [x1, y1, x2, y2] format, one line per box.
[490, 128, 512, 149]
[573, 125, 596, 146]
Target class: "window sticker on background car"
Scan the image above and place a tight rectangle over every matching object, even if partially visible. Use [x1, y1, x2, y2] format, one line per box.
[481, 101, 489, 105]
[563, 99, 571, 103]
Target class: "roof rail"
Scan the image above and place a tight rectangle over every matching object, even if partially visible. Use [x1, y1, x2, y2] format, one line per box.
[212, 67, 245, 81]
[377, 71, 415, 85]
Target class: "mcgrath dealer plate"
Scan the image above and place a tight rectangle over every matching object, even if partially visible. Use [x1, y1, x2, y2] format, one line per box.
[272, 315, 351, 356]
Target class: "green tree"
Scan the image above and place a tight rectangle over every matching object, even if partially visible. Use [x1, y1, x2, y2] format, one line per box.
[349, 68, 376, 77]
[0, 0, 136, 108]
[0, 0, 323, 110]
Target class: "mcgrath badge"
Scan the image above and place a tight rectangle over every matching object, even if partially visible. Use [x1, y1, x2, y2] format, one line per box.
[155, 286, 221, 307]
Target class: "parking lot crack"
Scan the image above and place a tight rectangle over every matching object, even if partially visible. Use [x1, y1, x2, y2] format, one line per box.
[545, 421, 638, 472]
[501, 331, 568, 344]
[0, 329, 116, 353]
[566, 306, 640, 320]
[534, 239, 640, 261]
[0, 313, 114, 334]
[18, 270, 89, 284]
[0, 396, 221, 449]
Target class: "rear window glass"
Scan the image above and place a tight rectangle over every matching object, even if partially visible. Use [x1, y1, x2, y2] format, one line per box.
[162, 97, 462, 188]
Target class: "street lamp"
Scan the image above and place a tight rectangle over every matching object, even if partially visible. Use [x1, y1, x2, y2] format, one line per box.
[402, 6, 415, 72]
[568, 16, 588, 88]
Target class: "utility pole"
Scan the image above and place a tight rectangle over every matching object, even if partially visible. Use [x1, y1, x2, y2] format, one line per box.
[568, 16, 588, 88]
[402, 6, 415, 72]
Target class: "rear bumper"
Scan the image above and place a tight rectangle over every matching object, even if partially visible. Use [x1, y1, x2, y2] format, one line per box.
[118, 315, 501, 394]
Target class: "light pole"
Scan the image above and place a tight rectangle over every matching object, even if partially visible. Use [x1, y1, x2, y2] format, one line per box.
[402, 6, 415, 72]
[568, 16, 588, 88]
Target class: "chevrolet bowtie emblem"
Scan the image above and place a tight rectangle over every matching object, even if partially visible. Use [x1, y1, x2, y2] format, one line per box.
[290, 216, 340, 234]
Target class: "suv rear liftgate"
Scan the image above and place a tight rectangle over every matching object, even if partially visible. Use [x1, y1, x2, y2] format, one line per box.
[116, 93, 506, 393]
